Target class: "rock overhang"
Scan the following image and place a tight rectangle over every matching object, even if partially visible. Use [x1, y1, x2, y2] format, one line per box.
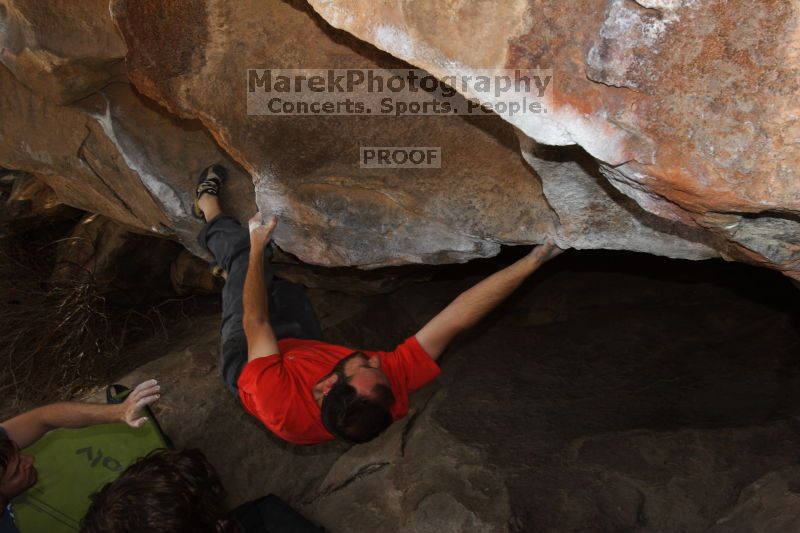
[0, 0, 796, 279]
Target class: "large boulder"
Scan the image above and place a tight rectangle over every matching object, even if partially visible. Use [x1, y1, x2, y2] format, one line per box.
[710, 466, 800, 533]
[307, 0, 800, 277]
[109, 0, 556, 268]
[0, 0, 127, 103]
[0, 0, 796, 276]
[0, 64, 255, 256]
[0, 172, 80, 230]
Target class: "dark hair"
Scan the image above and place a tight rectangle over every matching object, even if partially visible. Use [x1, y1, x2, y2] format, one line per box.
[321, 379, 395, 444]
[80, 449, 227, 533]
[0, 432, 15, 480]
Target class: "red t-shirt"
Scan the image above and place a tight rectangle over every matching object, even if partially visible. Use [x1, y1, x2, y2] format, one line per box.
[237, 336, 440, 445]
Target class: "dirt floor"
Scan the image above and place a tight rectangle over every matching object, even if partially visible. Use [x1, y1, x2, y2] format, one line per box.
[105, 250, 800, 532]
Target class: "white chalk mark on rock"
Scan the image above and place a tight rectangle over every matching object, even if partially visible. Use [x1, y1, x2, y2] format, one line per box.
[89, 96, 188, 220]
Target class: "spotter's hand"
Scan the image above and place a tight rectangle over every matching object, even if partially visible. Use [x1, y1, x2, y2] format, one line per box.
[120, 379, 160, 428]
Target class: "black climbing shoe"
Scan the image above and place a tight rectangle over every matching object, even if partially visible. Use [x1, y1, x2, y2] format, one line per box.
[193, 164, 228, 219]
[211, 265, 227, 280]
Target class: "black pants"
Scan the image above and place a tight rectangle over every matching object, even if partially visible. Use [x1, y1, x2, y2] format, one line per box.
[197, 215, 323, 396]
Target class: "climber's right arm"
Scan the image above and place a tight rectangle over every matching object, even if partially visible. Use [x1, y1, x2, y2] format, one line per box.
[243, 214, 280, 362]
[415, 241, 564, 361]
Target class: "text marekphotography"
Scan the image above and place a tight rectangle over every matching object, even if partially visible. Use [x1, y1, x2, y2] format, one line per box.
[247, 68, 552, 117]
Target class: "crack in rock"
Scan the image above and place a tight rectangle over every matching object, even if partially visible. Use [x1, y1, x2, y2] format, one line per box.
[303, 461, 390, 505]
[401, 392, 437, 457]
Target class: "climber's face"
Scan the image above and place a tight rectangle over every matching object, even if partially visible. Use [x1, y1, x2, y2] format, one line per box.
[314, 351, 390, 402]
[339, 352, 389, 396]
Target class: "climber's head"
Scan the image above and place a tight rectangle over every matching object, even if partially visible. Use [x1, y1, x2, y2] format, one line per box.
[81, 449, 228, 533]
[0, 434, 38, 508]
[317, 351, 396, 444]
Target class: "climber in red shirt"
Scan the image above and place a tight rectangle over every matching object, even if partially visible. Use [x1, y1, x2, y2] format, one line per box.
[194, 165, 563, 445]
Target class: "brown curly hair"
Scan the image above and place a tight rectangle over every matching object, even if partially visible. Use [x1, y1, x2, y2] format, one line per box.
[80, 448, 228, 533]
[0, 432, 16, 479]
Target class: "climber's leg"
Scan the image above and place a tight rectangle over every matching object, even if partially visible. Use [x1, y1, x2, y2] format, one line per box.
[270, 279, 324, 342]
[195, 177, 322, 395]
[197, 214, 261, 395]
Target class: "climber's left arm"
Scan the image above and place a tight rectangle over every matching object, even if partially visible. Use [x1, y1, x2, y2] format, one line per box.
[415, 242, 563, 361]
[243, 214, 280, 362]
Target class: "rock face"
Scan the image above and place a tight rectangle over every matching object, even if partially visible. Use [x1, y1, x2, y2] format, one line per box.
[0, 0, 127, 104]
[306, 0, 800, 275]
[0, 0, 798, 275]
[0, 172, 80, 229]
[710, 466, 800, 533]
[109, 0, 555, 267]
[0, 64, 255, 256]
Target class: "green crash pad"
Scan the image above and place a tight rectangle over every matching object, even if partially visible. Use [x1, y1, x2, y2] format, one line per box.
[11, 411, 167, 532]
